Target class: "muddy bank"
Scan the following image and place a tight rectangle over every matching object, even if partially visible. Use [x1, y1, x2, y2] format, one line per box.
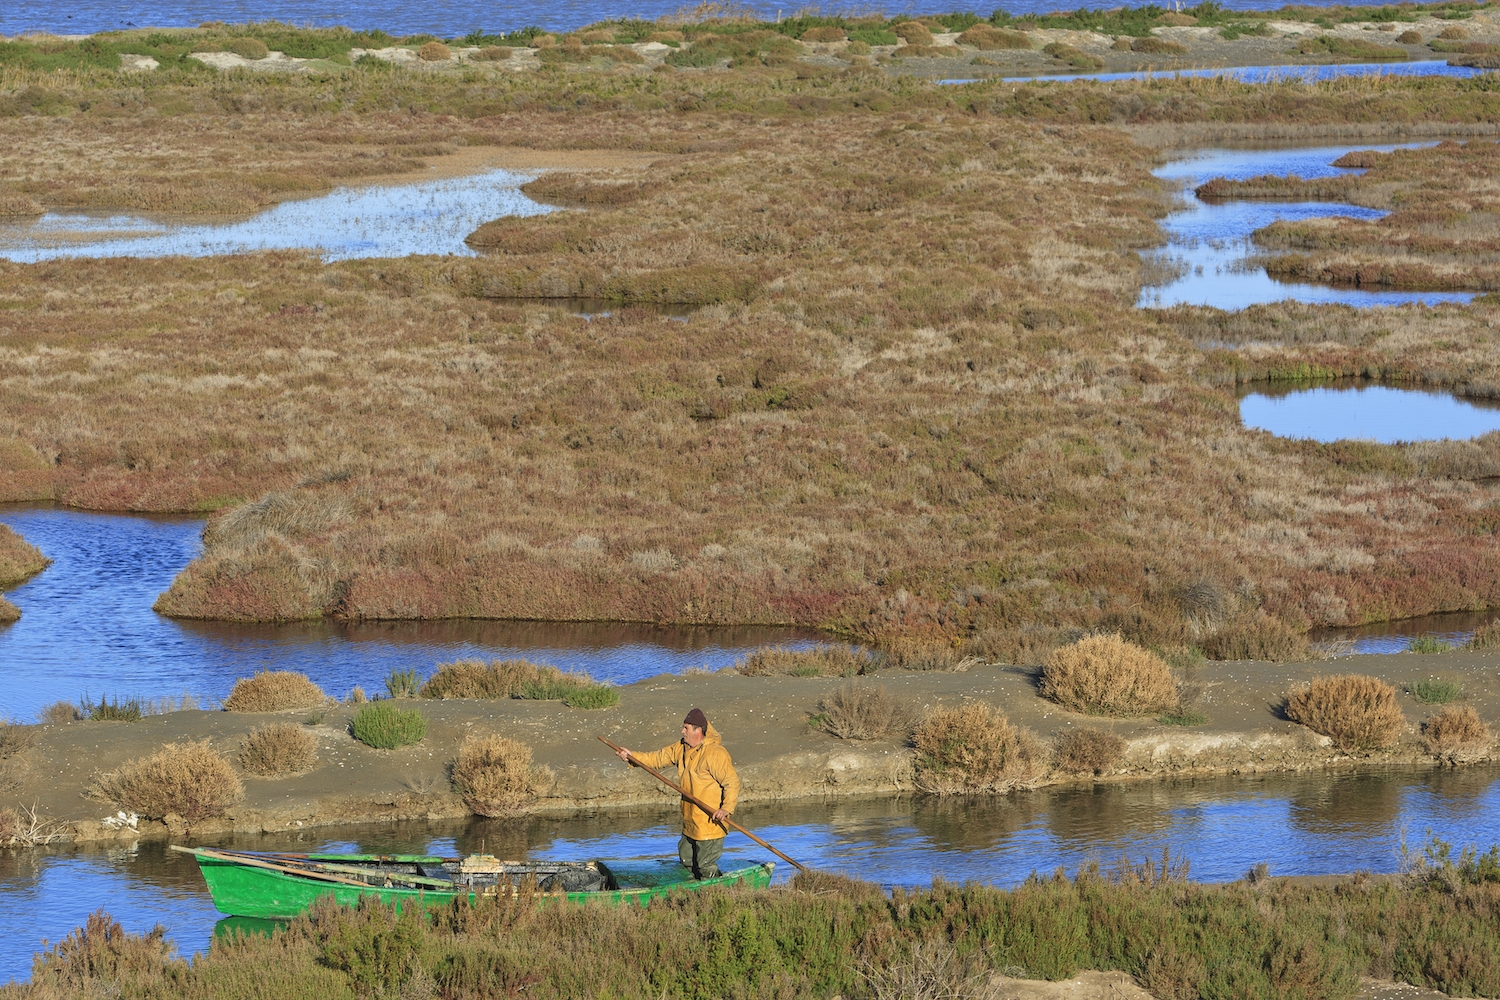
[5, 648, 1495, 845]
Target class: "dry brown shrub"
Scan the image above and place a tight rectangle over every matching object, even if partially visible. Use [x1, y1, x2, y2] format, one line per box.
[39, 701, 81, 724]
[816, 681, 914, 740]
[912, 702, 1047, 794]
[957, 24, 1030, 49]
[1439, 26, 1469, 40]
[800, 26, 846, 42]
[893, 21, 934, 46]
[520, 174, 657, 208]
[1040, 635, 1178, 717]
[1054, 726, 1127, 775]
[0, 806, 17, 845]
[1398, 29, 1423, 43]
[450, 734, 539, 816]
[239, 723, 318, 776]
[90, 740, 244, 821]
[1284, 674, 1405, 752]
[0, 596, 17, 624]
[418, 40, 452, 61]
[0, 194, 45, 216]
[737, 645, 875, 677]
[422, 659, 546, 698]
[647, 30, 684, 42]
[472, 45, 511, 60]
[1421, 705, 1492, 764]
[0, 721, 36, 759]
[1464, 620, 1500, 650]
[579, 30, 615, 43]
[1132, 35, 1187, 53]
[222, 671, 326, 712]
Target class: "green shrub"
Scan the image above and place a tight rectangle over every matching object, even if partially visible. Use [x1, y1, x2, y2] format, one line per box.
[1409, 676, 1463, 704]
[84, 695, 143, 722]
[384, 668, 420, 698]
[1408, 635, 1453, 655]
[1158, 708, 1209, 726]
[226, 37, 270, 59]
[560, 685, 619, 709]
[350, 702, 427, 749]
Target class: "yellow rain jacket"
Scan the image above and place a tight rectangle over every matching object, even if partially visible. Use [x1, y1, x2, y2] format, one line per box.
[632, 723, 740, 841]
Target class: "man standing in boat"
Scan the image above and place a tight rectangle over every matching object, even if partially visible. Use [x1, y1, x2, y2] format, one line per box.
[613, 708, 740, 880]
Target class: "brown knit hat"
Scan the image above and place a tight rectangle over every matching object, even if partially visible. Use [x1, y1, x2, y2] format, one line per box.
[683, 708, 708, 732]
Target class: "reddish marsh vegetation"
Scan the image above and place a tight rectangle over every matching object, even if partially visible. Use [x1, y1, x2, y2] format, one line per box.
[3, 65, 1500, 656]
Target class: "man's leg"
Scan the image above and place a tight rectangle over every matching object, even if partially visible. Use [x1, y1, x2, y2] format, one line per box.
[678, 834, 696, 873]
[694, 836, 723, 879]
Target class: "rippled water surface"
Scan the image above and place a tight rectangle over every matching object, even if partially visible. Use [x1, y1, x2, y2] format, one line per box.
[1312, 609, 1500, 655]
[0, 169, 548, 264]
[4, 768, 1499, 984]
[1240, 381, 1500, 445]
[4, 0, 1438, 37]
[1141, 142, 1476, 310]
[0, 506, 819, 721]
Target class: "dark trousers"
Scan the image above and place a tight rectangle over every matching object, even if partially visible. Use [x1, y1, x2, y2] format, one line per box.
[678, 834, 724, 880]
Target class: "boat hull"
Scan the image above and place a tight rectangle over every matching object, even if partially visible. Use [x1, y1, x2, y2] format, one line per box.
[188, 852, 775, 919]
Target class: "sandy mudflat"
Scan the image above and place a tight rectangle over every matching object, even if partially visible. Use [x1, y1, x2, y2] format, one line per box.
[4, 646, 1494, 845]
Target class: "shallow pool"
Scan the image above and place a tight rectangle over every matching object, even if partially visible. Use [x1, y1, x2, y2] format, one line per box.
[0, 506, 820, 722]
[3, 767, 1497, 984]
[0, 168, 550, 263]
[1141, 142, 1475, 310]
[1239, 381, 1500, 444]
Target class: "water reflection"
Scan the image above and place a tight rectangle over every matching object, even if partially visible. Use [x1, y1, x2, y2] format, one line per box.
[0, 169, 550, 263]
[1238, 380, 1500, 444]
[7, 768, 1500, 983]
[1140, 142, 1475, 310]
[0, 506, 821, 721]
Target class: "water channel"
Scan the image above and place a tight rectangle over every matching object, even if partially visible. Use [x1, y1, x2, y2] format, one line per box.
[1239, 380, 1500, 445]
[1140, 141, 1477, 310]
[0, 506, 819, 723]
[2, 767, 1498, 984]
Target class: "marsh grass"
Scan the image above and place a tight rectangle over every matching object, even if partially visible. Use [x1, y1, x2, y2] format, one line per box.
[26, 854, 1500, 999]
[911, 702, 1046, 793]
[350, 702, 427, 749]
[1466, 620, 1500, 650]
[420, 659, 616, 706]
[737, 645, 877, 677]
[384, 668, 420, 699]
[238, 722, 318, 776]
[1158, 708, 1209, 726]
[1408, 676, 1464, 704]
[1408, 635, 1454, 654]
[0, 524, 49, 588]
[0, 596, 16, 623]
[89, 740, 243, 821]
[1284, 674, 1406, 752]
[222, 672, 326, 712]
[814, 681, 914, 740]
[449, 734, 540, 816]
[82, 696, 143, 722]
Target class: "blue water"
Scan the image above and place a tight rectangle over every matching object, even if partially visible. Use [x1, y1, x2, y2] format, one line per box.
[0, 169, 549, 265]
[3, 0, 1456, 38]
[1141, 142, 1476, 309]
[1241, 383, 1500, 444]
[0, 506, 819, 722]
[990, 59, 1494, 84]
[4, 768, 1498, 984]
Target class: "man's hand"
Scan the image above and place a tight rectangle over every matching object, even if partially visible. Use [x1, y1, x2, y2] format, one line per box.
[615, 747, 633, 764]
[711, 808, 729, 824]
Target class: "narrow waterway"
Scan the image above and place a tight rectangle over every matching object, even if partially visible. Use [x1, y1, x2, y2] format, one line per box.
[1140, 141, 1476, 310]
[0, 506, 820, 722]
[3, 767, 1497, 984]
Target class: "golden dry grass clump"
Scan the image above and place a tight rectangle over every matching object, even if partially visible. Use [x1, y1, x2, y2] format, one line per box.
[420, 659, 552, 698]
[417, 40, 452, 61]
[1284, 674, 1406, 752]
[800, 26, 846, 42]
[0, 596, 17, 623]
[958, 24, 1031, 49]
[1053, 726, 1127, 775]
[892, 21, 933, 45]
[239, 723, 319, 776]
[1040, 635, 1178, 717]
[815, 682, 914, 740]
[1421, 705, 1492, 765]
[737, 645, 876, 678]
[0, 524, 50, 588]
[222, 672, 326, 712]
[911, 702, 1046, 794]
[450, 735, 541, 816]
[91, 740, 243, 821]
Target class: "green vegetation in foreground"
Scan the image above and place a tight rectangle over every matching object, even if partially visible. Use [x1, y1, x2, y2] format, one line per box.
[1408, 635, 1455, 654]
[1409, 676, 1465, 702]
[349, 701, 426, 748]
[0, 0, 1484, 75]
[15, 848, 1500, 999]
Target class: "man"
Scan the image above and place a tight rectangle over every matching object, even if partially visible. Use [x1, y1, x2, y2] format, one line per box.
[614, 708, 740, 880]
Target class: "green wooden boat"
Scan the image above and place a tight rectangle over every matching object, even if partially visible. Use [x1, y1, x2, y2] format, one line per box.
[172, 846, 775, 920]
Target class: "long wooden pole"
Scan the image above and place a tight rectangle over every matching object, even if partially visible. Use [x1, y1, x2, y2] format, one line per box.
[170, 845, 378, 888]
[597, 735, 806, 871]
